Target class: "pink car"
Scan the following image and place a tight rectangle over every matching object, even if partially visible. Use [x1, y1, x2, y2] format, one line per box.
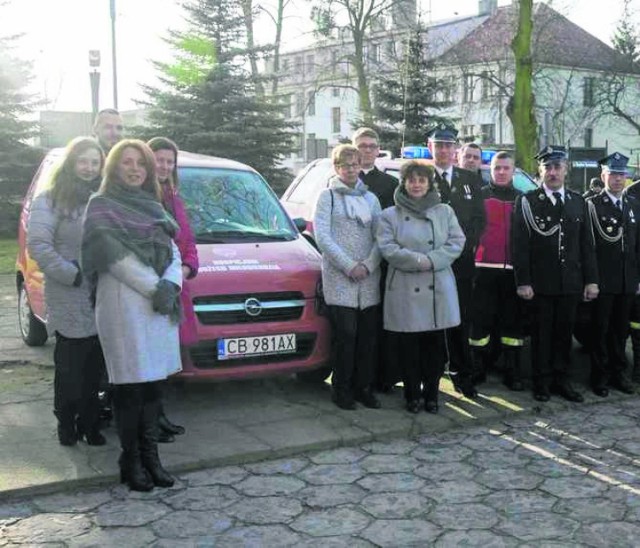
[16, 150, 331, 382]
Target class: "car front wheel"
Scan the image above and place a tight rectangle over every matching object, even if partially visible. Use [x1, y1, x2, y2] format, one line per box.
[18, 283, 48, 346]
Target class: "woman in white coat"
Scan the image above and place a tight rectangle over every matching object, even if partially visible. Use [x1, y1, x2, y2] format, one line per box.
[82, 140, 182, 492]
[377, 161, 465, 414]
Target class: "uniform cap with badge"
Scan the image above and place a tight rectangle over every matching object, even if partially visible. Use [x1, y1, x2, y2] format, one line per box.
[598, 152, 629, 175]
[426, 124, 459, 144]
[534, 145, 567, 165]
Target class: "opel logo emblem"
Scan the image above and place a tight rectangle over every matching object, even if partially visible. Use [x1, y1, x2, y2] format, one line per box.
[244, 297, 263, 317]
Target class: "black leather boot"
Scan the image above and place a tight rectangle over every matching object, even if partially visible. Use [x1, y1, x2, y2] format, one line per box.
[355, 386, 381, 409]
[140, 385, 174, 488]
[503, 350, 524, 391]
[54, 407, 78, 446]
[158, 405, 185, 436]
[631, 330, 640, 383]
[113, 385, 153, 492]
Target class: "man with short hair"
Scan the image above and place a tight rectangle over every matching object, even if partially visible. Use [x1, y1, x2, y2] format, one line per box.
[93, 108, 124, 154]
[469, 151, 525, 390]
[351, 127, 399, 392]
[427, 125, 486, 398]
[583, 177, 604, 199]
[512, 145, 599, 403]
[586, 152, 640, 397]
[458, 143, 483, 172]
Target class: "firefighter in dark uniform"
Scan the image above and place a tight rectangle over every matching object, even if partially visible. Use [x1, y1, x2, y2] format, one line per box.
[427, 125, 486, 398]
[583, 177, 604, 199]
[587, 153, 640, 396]
[623, 177, 640, 383]
[469, 151, 525, 390]
[352, 127, 399, 391]
[512, 145, 599, 402]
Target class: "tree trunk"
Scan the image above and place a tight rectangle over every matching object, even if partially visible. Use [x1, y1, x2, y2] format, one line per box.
[509, 0, 537, 174]
[240, 0, 264, 96]
[271, 0, 286, 95]
[352, 32, 373, 125]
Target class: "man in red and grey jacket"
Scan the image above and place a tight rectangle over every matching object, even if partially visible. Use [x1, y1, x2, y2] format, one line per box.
[469, 151, 526, 390]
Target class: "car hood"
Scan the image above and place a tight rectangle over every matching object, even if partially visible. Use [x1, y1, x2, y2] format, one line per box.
[191, 238, 322, 298]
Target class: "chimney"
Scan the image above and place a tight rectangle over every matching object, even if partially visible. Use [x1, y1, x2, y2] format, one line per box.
[478, 0, 498, 16]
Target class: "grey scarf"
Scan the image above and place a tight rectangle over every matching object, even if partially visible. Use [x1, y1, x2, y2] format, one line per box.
[393, 185, 441, 217]
[329, 177, 372, 226]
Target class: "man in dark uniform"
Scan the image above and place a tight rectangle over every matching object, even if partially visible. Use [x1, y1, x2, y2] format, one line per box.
[427, 125, 486, 398]
[512, 145, 599, 402]
[583, 177, 604, 199]
[470, 151, 525, 391]
[625, 178, 640, 383]
[587, 153, 640, 396]
[352, 127, 398, 391]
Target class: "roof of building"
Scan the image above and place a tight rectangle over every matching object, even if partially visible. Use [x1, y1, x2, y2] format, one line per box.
[436, 3, 639, 74]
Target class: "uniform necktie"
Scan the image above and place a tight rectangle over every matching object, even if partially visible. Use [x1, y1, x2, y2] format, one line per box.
[615, 199, 622, 210]
[441, 171, 448, 185]
[359, 171, 366, 180]
[552, 191, 563, 206]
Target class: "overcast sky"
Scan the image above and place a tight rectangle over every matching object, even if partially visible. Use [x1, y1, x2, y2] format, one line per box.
[3, 0, 637, 112]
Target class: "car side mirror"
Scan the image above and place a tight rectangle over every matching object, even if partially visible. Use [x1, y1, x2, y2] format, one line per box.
[293, 217, 307, 233]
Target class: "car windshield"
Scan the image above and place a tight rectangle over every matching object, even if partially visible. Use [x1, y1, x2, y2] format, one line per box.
[178, 167, 297, 243]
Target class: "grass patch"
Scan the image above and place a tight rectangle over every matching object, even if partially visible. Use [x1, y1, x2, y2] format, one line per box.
[0, 238, 18, 275]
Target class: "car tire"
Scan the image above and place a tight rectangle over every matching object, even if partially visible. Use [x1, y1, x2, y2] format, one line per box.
[296, 364, 332, 383]
[18, 283, 48, 346]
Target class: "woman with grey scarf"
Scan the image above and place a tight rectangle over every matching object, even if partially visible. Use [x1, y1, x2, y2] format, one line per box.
[314, 144, 382, 410]
[377, 161, 465, 414]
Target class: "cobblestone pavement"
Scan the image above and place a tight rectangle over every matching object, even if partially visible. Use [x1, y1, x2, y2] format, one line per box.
[4, 398, 640, 547]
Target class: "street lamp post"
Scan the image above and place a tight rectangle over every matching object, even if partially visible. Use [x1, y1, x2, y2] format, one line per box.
[88, 50, 101, 118]
[110, 0, 118, 109]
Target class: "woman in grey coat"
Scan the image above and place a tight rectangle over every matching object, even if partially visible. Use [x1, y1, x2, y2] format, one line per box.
[314, 144, 382, 410]
[82, 140, 182, 492]
[377, 161, 465, 414]
[27, 137, 107, 447]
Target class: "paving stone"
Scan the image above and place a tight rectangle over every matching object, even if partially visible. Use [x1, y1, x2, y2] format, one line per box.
[360, 492, 431, 519]
[359, 454, 419, 474]
[235, 475, 306, 496]
[4, 513, 92, 544]
[554, 497, 626, 521]
[613, 439, 640, 455]
[298, 464, 365, 485]
[475, 467, 543, 491]
[484, 490, 557, 514]
[180, 466, 249, 486]
[361, 440, 417, 455]
[525, 458, 586, 478]
[151, 510, 232, 538]
[244, 457, 309, 475]
[411, 443, 473, 463]
[0, 502, 33, 525]
[461, 432, 517, 452]
[539, 475, 610, 499]
[421, 479, 491, 504]
[357, 473, 426, 493]
[216, 524, 302, 547]
[68, 526, 157, 547]
[429, 502, 500, 530]
[296, 538, 375, 547]
[497, 512, 579, 541]
[225, 496, 304, 524]
[33, 489, 112, 513]
[296, 484, 368, 508]
[466, 449, 532, 469]
[435, 530, 519, 547]
[575, 521, 640, 547]
[590, 412, 639, 430]
[165, 485, 240, 511]
[291, 507, 370, 537]
[95, 499, 171, 527]
[360, 519, 442, 547]
[414, 461, 479, 481]
[309, 447, 368, 464]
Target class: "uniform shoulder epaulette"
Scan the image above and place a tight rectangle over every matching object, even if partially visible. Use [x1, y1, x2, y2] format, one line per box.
[566, 188, 583, 199]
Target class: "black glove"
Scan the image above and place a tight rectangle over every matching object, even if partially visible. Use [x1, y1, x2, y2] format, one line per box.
[152, 279, 180, 316]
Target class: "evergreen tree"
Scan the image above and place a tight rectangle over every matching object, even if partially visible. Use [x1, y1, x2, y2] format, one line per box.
[138, 0, 296, 193]
[611, 0, 639, 68]
[371, 27, 452, 155]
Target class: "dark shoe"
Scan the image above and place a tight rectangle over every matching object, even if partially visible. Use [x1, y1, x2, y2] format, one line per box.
[610, 378, 635, 394]
[158, 412, 185, 436]
[76, 419, 107, 446]
[503, 350, 524, 392]
[119, 452, 154, 492]
[57, 423, 78, 446]
[504, 378, 525, 391]
[406, 400, 421, 414]
[424, 400, 439, 414]
[355, 388, 381, 409]
[376, 383, 394, 394]
[592, 385, 609, 398]
[533, 387, 550, 402]
[550, 382, 584, 403]
[158, 429, 175, 443]
[453, 378, 478, 399]
[331, 391, 356, 410]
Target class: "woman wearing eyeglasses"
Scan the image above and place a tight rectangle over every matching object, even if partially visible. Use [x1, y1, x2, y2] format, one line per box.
[314, 144, 382, 411]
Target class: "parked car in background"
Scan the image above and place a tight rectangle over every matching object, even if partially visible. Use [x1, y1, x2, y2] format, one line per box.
[281, 157, 538, 247]
[17, 150, 331, 382]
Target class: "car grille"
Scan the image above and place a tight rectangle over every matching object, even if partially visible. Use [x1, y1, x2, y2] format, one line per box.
[189, 333, 317, 369]
[193, 291, 305, 325]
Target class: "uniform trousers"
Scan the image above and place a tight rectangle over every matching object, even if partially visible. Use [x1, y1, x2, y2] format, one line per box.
[590, 293, 633, 388]
[530, 294, 580, 389]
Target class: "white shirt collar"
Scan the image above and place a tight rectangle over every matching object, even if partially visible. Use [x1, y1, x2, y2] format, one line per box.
[361, 166, 375, 175]
[435, 166, 453, 183]
[542, 184, 565, 203]
[605, 190, 623, 205]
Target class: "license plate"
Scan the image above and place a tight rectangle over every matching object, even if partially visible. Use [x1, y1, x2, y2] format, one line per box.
[217, 333, 297, 360]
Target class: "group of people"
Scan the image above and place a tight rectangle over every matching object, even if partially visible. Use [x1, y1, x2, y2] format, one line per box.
[27, 109, 199, 492]
[316, 126, 640, 413]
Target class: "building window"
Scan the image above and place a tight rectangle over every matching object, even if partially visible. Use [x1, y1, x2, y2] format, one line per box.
[584, 127, 593, 147]
[462, 125, 474, 139]
[294, 56, 303, 74]
[282, 94, 293, 118]
[481, 71, 493, 99]
[306, 54, 315, 77]
[480, 124, 495, 144]
[442, 76, 456, 103]
[463, 75, 474, 102]
[583, 77, 596, 107]
[307, 91, 316, 116]
[369, 43, 380, 64]
[333, 87, 340, 97]
[332, 107, 341, 134]
[295, 92, 304, 116]
[281, 58, 290, 73]
[331, 50, 338, 73]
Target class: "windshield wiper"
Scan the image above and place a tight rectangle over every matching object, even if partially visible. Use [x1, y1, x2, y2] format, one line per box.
[197, 230, 294, 243]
